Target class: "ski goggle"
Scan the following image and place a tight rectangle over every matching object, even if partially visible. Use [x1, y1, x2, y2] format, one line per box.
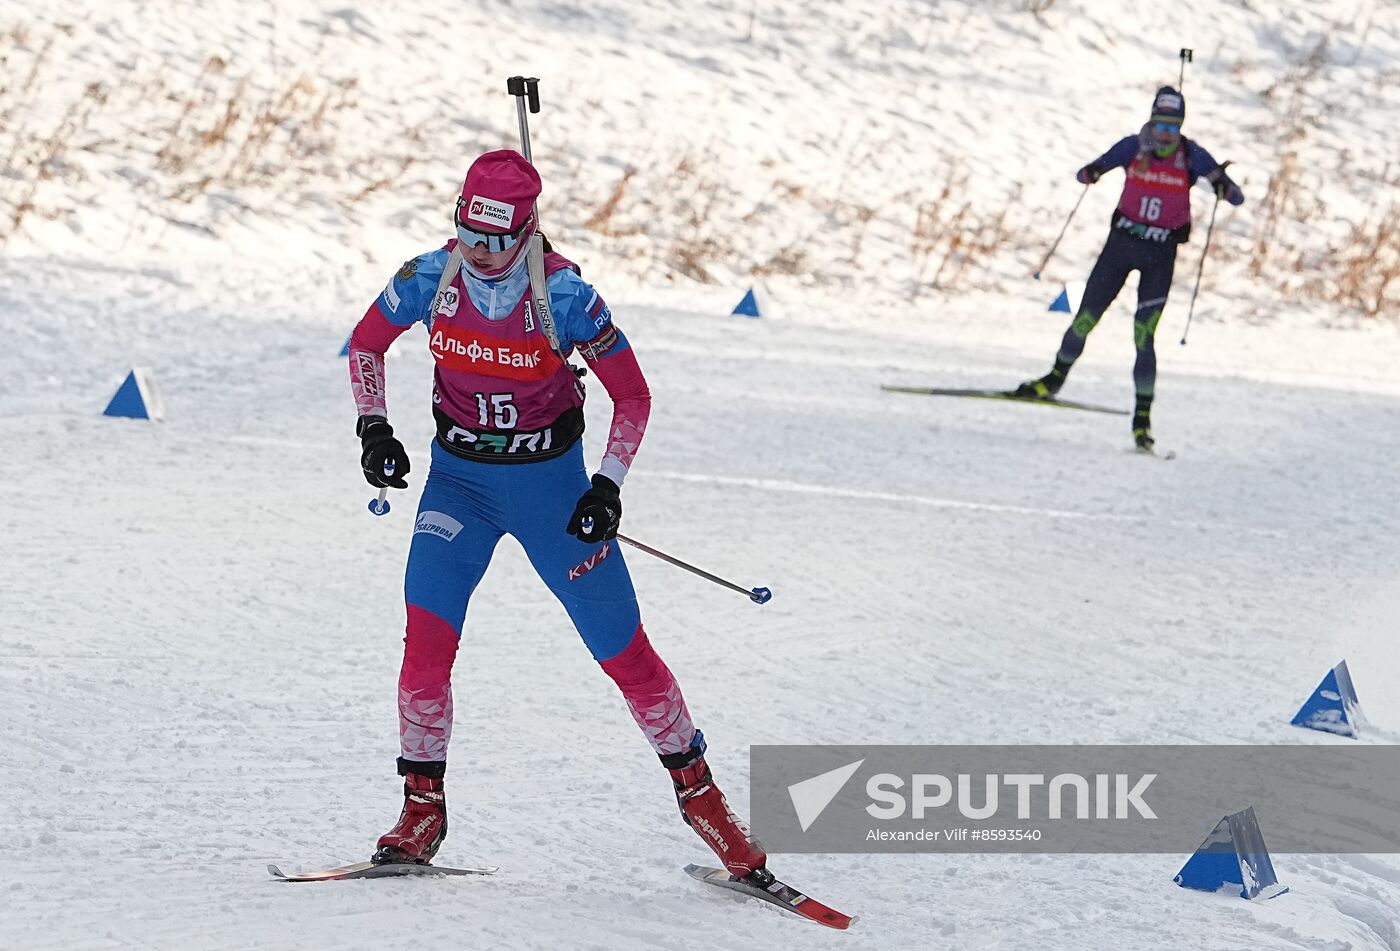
[454, 197, 531, 252]
[1152, 122, 1181, 134]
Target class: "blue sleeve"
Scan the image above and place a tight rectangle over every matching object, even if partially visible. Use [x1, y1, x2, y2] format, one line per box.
[376, 248, 448, 327]
[1092, 136, 1142, 171]
[547, 269, 629, 357]
[1186, 141, 1223, 185]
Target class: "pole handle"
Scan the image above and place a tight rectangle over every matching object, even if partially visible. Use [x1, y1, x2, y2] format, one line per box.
[507, 76, 541, 112]
[368, 463, 395, 516]
[507, 77, 539, 168]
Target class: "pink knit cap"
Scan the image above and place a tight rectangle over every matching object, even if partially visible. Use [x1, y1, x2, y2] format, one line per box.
[458, 150, 541, 232]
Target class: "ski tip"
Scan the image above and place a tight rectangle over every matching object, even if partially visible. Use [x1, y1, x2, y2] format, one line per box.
[684, 864, 854, 930]
[813, 906, 857, 930]
[1132, 446, 1176, 461]
[684, 863, 733, 886]
[267, 864, 286, 879]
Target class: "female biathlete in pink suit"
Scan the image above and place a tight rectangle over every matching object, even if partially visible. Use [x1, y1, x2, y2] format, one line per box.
[347, 150, 764, 877]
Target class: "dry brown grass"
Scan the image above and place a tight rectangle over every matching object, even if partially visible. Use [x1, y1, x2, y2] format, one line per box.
[912, 159, 1017, 290]
[570, 141, 1019, 291]
[1329, 210, 1400, 317]
[0, 22, 395, 248]
[1209, 27, 1400, 318]
[582, 168, 636, 234]
[752, 243, 808, 278]
[1, 17, 1395, 318]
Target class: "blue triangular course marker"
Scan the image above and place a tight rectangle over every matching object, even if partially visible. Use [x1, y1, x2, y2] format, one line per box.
[731, 288, 760, 318]
[102, 368, 163, 421]
[1048, 281, 1086, 314]
[339, 336, 351, 356]
[1291, 659, 1363, 737]
[1175, 806, 1288, 900]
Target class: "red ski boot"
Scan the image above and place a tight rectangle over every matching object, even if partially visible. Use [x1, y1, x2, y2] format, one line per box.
[664, 734, 768, 881]
[373, 760, 447, 865]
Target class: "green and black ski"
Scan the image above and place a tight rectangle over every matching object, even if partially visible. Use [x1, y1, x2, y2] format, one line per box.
[880, 385, 1130, 417]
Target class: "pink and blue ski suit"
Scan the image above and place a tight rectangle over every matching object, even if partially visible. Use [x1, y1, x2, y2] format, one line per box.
[349, 239, 697, 768]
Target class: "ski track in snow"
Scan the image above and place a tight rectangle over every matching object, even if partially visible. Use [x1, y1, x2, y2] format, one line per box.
[4, 254, 1400, 950]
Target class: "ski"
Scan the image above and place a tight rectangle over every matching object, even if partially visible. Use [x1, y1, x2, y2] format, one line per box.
[880, 384, 1130, 417]
[268, 861, 497, 882]
[684, 864, 854, 930]
[1132, 445, 1177, 461]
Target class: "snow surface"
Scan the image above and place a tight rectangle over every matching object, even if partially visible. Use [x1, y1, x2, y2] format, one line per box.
[4, 1, 1400, 949]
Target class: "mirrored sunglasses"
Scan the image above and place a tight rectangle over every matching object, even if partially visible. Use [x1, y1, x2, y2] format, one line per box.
[1153, 122, 1181, 134]
[454, 198, 530, 252]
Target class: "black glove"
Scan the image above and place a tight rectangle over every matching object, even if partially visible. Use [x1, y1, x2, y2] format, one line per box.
[357, 416, 410, 489]
[567, 474, 621, 543]
[1076, 164, 1102, 185]
[1213, 173, 1243, 204]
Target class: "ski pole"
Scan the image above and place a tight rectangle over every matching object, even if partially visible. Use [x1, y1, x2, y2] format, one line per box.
[507, 75, 540, 163]
[1178, 48, 1193, 90]
[368, 463, 394, 516]
[507, 75, 569, 364]
[616, 533, 772, 605]
[1180, 160, 1230, 346]
[1032, 184, 1089, 280]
